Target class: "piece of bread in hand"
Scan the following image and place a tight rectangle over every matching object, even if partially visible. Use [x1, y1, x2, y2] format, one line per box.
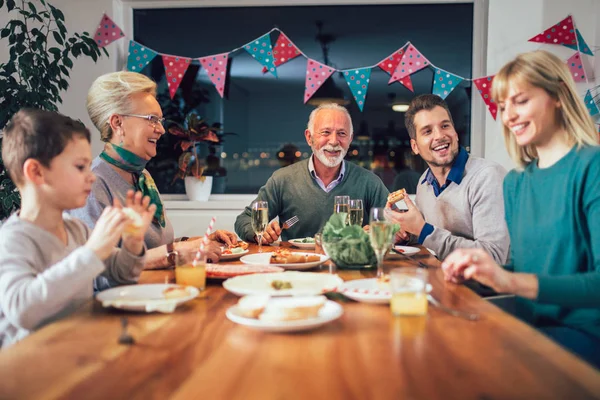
[387, 188, 407, 204]
[258, 296, 327, 322]
[122, 207, 143, 237]
[237, 295, 270, 318]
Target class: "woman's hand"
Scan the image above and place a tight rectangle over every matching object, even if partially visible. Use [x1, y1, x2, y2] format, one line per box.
[178, 238, 222, 263]
[441, 248, 513, 293]
[209, 230, 238, 247]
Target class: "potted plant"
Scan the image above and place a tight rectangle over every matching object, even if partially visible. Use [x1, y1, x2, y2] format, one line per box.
[0, 0, 106, 221]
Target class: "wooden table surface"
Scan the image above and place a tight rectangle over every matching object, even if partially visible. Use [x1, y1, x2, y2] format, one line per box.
[0, 243, 599, 400]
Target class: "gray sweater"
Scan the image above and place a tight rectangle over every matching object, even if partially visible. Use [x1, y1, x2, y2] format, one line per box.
[235, 159, 389, 241]
[0, 214, 145, 348]
[69, 157, 174, 249]
[417, 156, 510, 263]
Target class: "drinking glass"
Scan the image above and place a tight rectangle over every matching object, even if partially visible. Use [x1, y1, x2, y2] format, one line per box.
[175, 249, 206, 291]
[314, 232, 324, 255]
[369, 207, 394, 279]
[390, 267, 428, 316]
[334, 195, 350, 225]
[348, 199, 364, 226]
[251, 200, 269, 253]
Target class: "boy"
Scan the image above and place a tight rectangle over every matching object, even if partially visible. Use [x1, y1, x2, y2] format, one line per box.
[0, 109, 156, 348]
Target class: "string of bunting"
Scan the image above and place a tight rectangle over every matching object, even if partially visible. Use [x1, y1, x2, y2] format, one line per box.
[93, 13, 595, 121]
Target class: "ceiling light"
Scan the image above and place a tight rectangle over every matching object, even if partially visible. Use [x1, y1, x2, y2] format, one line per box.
[392, 104, 409, 113]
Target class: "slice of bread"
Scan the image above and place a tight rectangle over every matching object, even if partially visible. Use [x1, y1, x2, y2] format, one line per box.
[237, 295, 270, 319]
[387, 188, 407, 204]
[122, 207, 143, 236]
[258, 296, 326, 322]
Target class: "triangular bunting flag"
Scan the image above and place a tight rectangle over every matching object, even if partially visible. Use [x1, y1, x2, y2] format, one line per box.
[563, 29, 594, 56]
[432, 69, 463, 100]
[473, 75, 497, 120]
[162, 55, 191, 99]
[377, 45, 408, 75]
[304, 59, 336, 104]
[199, 53, 229, 98]
[127, 41, 158, 72]
[244, 33, 277, 77]
[584, 90, 599, 117]
[566, 52, 588, 83]
[389, 44, 430, 83]
[343, 68, 371, 112]
[262, 32, 301, 73]
[397, 76, 414, 92]
[528, 16, 576, 46]
[93, 14, 125, 48]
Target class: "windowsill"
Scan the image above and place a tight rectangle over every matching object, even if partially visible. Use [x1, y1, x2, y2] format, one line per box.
[162, 194, 256, 210]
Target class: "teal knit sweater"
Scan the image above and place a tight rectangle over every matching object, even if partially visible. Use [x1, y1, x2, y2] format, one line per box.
[235, 159, 389, 241]
[503, 145, 600, 339]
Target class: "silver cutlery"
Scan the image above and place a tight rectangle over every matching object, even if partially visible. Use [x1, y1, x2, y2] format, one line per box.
[427, 294, 479, 321]
[282, 215, 299, 230]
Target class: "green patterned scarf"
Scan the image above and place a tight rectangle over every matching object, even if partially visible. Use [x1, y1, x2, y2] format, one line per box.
[100, 143, 166, 227]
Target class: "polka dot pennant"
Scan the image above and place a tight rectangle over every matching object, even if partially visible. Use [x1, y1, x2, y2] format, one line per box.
[377, 45, 407, 75]
[199, 53, 229, 98]
[563, 29, 594, 56]
[473, 75, 497, 120]
[262, 32, 301, 73]
[126, 41, 158, 72]
[584, 90, 600, 117]
[303, 58, 335, 104]
[566, 52, 587, 83]
[161, 55, 192, 99]
[93, 14, 125, 48]
[244, 33, 277, 78]
[389, 44, 430, 83]
[343, 68, 372, 112]
[528, 16, 576, 46]
[432, 68, 463, 100]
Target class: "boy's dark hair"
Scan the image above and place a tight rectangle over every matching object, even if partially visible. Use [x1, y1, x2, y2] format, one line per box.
[404, 94, 454, 140]
[2, 109, 91, 186]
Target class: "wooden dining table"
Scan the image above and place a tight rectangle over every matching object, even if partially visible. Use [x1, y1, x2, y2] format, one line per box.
[0, 243, 599, 400]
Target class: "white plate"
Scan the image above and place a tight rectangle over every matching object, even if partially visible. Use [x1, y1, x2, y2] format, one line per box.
[226, 300, 343, 332]
[240, 252, 329, 271]
[223, 271, 343, 297]
[220, 248, 249, 261]
[338, 278, 432, 304]
[96, 284, 199, 313]
[288, 238, 316, 250]
[393, 245, 420, 255]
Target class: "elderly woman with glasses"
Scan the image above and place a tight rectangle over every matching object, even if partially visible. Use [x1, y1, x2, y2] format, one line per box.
[70, 71, 236, 271]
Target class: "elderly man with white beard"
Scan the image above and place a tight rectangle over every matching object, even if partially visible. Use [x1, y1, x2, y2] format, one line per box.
[235, 103, 389, 243]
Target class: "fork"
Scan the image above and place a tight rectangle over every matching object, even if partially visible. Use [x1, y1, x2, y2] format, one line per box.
[282, 215, 299, 230]
[392, 249, 431, 269]
[427, 295, 480, 321]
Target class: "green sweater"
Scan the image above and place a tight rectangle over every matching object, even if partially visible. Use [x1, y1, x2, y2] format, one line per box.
[235, 159, 389, 241]
[503, 145, 600, 339]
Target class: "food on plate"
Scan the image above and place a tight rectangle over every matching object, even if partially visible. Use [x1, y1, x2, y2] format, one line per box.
[231, 241, 249, 250]
[271, 280, 293, 290]
[387, 188, 407, 204]
[258, 296, 327, 322]
[206, 264, 284, 279]
[223, 247, 246, 255]
[122, 207, 143, 236]
[291, 237, 315, 244]
[270, 248, 320, 264]
[376, 274, 391, 290]
[237, 295, 270, 318]
[162, 285, 191, 299]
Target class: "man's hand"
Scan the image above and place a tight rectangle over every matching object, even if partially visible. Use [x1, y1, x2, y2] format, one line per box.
[365, 222, 408, 243]
[260, 220, 282, 244]
[384, 195, 426, 236]
[209, 230, 238, 247]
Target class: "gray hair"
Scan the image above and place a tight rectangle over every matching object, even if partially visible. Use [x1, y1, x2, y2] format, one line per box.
[306, 103, 353, 137]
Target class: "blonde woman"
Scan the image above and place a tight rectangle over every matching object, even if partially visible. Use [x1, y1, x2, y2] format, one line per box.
[442, 50, 600, 367]
[70, 71, 236, 270]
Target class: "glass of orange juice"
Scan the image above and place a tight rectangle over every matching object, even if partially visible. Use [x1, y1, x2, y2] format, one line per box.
[390, 267, 428, 316]
[175, 249, 206, 291]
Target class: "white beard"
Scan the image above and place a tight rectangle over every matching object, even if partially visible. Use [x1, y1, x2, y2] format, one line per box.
[313, 144, 347, 168]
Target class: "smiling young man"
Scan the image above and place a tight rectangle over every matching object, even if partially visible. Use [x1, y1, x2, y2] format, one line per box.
[384, 94, 510, 263]
[235, 103, 389, 243]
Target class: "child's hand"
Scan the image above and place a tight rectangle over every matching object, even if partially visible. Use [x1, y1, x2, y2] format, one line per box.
[85, 207, 128, 260]
[117, 190, 157, 255]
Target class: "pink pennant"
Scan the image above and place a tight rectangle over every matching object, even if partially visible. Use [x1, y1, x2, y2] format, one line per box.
[528, 16, 576, 46]
[389, 45, 430, 83]
[566, 52, 588, 83]
[93, 14, 125, 48]
[162, 55, 191, 99]
[304, 59, 336, 104]
[262, 32, 301, 73]
[473, 75, 497, 120]
[199, 53, 229, 98]
[377, 45, 408, 75]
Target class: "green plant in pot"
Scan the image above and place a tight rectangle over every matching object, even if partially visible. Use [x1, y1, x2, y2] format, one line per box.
[0, 0, 106, 220]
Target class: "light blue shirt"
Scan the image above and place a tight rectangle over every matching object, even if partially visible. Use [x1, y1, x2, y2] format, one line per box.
[308, 155, 346, 193]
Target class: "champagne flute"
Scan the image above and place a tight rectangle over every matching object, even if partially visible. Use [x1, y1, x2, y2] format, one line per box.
[251, 201, 269, 253]
[369, 207, 394, 279]
[349, 199, 364, 226]
[334, 195, 350, 225]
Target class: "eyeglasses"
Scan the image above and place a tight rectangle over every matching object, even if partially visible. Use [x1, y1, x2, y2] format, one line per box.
[121, 114, 166, 128]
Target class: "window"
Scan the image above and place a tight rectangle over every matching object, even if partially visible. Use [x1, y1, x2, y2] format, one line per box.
[133, 3, 475, 194]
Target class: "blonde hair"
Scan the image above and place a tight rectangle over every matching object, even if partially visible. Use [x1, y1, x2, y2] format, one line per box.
[87, 71, 157, 142]
[307, 103, 354, 137]
[491, 50, 598, 168]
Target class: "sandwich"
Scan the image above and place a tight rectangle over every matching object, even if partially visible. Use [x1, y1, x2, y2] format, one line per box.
[387, 188, 407, 205]
[122, 207, 143, 237]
